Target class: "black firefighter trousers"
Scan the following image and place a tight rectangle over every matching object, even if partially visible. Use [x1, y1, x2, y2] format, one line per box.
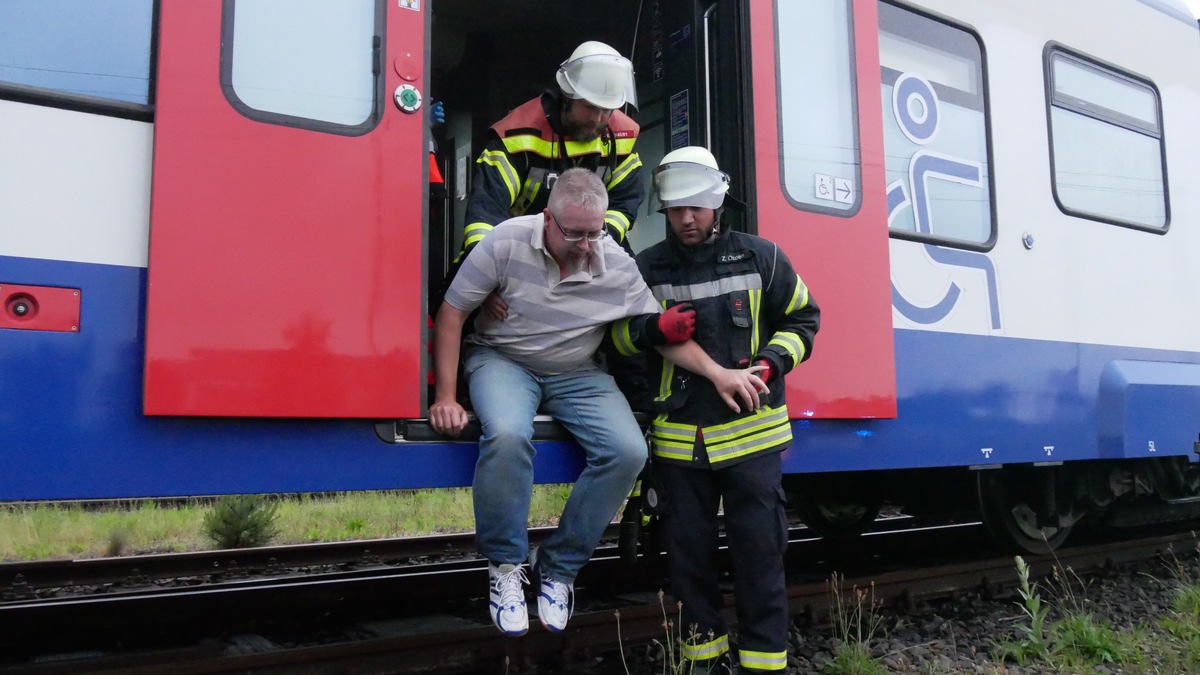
[657, 450, 790, 670]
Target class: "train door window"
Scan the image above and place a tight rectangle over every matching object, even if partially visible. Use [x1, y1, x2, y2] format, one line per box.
[0, 0, 154, 108]
[1046, 49, 1166, 231]
[776, 0, 860, 215]
[879, 3, 993, 249]
[221, 0, 382, 134]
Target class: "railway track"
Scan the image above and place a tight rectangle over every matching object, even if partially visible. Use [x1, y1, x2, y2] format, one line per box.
[0, 513, 951, 601]
[0, 530, 485, 601]
[0, 520, 1190, 674]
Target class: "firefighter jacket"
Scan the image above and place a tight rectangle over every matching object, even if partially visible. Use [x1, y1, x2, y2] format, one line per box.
[460, 92, 643, 257]
[613, 229, 820, 468]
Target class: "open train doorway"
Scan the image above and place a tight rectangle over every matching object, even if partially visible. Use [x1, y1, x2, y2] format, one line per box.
[424, 0, 750, 299]
[422, 1, 754, 415]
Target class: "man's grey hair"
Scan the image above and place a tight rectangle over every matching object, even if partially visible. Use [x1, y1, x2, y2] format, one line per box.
[547, 168, 609, 216]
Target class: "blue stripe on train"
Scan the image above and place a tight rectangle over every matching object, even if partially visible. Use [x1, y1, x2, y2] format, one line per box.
[3, 256, 1198, 498]
[0, 256, 583, 499]
[784, 329, 1200, 473]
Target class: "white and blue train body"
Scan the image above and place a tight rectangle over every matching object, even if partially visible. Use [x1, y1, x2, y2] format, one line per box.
[2, 0, 1198, 552]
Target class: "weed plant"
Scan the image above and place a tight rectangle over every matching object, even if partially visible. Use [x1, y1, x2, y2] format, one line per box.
[824, 573, 888, 675]
[653, 593, 691, 675]
[995, 553, 1145, 671]
[616, 591, 731, 675]
[1153, 540, 1200, 671]
[994, 555, 1051, 665]
[203, 494, 280, 549]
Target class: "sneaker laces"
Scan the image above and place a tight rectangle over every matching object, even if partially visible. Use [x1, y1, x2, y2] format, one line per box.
[493, 565, 529, 609]
[544, 577, 574, 615]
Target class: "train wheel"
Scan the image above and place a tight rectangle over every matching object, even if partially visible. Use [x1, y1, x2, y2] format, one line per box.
[977, 468, 1073, 554]
[789, 476, 882, 539]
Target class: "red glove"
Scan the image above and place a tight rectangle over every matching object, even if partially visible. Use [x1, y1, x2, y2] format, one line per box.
[657, 303, 696, 343]
[753, 359, 774, 384]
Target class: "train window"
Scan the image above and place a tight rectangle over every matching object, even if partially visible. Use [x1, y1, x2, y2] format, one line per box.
[220, 0, 382, 135]
[0, 0, 153, 105]
[776, 0, 860, 215]
[1046, 49, 1166, 231]
[879, 3, 993, 249]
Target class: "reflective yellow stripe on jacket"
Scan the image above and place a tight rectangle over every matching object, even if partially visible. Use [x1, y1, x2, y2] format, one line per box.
[478, 149, 518, 204]
[650, 405, 791, 465]
[770, 273, 812, 366]
[499, 134, 637, 159]
[605, 209, 632, 242]
[461, 222, 494, 253]
[609, 317, 638, 357]
[608, 153, 642, 189]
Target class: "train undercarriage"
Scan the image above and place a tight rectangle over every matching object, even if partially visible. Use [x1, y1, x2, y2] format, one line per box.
[781, 447, 1200, 554]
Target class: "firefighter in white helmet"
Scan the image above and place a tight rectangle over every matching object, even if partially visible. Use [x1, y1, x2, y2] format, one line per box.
[442, 41, 645, 322]
[618, 146, 822, 672]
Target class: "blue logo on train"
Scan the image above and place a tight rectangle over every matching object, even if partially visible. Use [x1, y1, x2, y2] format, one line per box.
[887, 73, 1000, 330]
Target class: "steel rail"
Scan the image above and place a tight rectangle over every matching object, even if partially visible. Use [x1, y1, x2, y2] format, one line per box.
[2, 528, 1191, 674]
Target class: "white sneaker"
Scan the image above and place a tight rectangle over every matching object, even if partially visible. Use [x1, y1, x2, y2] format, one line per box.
[537, 575, 573, 632]
[527, 551, 571, 633]
[487, 562, 529, 636]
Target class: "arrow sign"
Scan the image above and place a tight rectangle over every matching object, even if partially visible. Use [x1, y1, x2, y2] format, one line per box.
[834, 177, 854, 204]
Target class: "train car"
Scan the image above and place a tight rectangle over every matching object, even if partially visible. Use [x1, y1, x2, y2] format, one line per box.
[2, 0, 1199, 555]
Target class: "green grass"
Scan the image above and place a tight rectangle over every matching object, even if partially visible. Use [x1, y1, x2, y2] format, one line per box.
[805, 544, 1200, 674]
[14, 494, 1200, 674]
[992, 550, 1200, 674]
[0, 486, 573, 561]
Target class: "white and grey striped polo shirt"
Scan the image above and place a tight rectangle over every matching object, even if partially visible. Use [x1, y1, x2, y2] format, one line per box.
[446, 214, 659, 376]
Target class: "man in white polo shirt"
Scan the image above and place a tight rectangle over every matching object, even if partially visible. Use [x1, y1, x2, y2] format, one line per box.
[429, 168, 766, 637]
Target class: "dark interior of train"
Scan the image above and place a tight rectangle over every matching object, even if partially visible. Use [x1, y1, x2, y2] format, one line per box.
[425, 0, 668, 292]
[428, 1, 646, 126]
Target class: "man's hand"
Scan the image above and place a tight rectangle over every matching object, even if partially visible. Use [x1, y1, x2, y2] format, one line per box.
[654, 342, 768, 413]
[482, 291, 508, 320]
[710, 364, 769, 413]
[429, 399, 469, 437]
[657, 303, 696, 343]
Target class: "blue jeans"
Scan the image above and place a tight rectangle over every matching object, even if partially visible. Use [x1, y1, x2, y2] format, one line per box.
[464, 345, 646, 584]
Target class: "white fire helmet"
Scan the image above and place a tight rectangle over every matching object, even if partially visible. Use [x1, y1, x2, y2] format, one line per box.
[653, 146, 731, 211]
[556, 41, 638, 110]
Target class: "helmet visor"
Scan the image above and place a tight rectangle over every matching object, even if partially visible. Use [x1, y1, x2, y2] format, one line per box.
[653, 161, 730, 210]
[558, 54, 638, 110]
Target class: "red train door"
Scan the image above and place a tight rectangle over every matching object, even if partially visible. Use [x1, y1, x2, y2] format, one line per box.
[746, 0, 896, 418]
[144, 1, 428, 417]
[657, 0, 896, 419]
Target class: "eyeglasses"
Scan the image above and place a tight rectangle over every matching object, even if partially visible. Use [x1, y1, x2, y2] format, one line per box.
[549, 210, 607, 242]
